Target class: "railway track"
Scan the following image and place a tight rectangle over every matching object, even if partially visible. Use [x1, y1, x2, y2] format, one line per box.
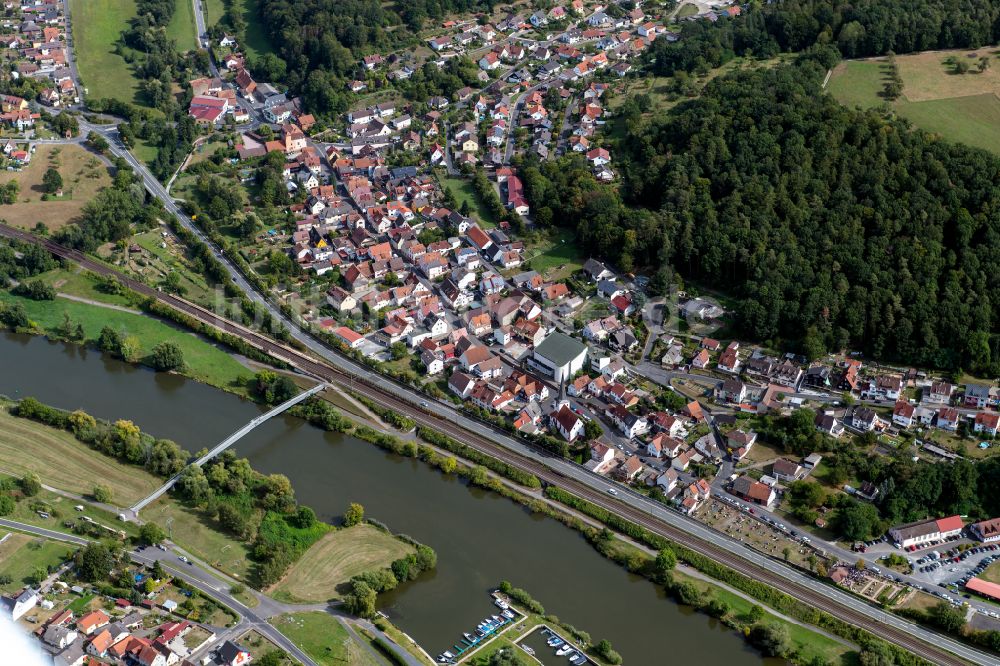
[0, 224, 980, 666]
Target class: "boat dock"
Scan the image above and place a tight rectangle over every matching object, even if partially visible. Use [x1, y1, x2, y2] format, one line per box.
[517, 625, 594, 666]
[435, 592, 524, 664]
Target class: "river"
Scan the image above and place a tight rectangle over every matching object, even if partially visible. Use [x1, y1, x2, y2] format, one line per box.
[0, 332, 776, 664]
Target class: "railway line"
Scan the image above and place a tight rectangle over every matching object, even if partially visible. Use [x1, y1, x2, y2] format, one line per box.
[0, 223, 988, 666]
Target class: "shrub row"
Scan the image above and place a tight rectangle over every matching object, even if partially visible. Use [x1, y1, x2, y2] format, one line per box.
[416, 427, 541, 489]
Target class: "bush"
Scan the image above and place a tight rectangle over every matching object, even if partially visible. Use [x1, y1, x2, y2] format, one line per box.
[12, 279, 55, 300]
[149, 341, 185, 371]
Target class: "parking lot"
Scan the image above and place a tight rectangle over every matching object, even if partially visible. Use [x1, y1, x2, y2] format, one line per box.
[912, 544, 1000, 589]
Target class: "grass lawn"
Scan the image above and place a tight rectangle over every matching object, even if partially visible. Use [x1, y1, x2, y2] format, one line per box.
[68, 0, 142, 105]
[0, 402, 163, 505]
[132, 137, 160, 167]
[166, 0, 199, 52]
[0, 291, 252, 393]
[141, 497, 254, 580]
[271, 524, 414, 603]
[436, 174, 498, 228]
[0, 144, 112, 232]
[233, 0, 274, 58]
[828, 51, 1000, 155]
[34, 266, 135, 308]
[66, 592, 97, 613]
[676, 2, 699, 18]
[203, 0, 226, 26]
[0, 533, 73, 593]
[980, 561, 1000, 585]
[272, 612, 379, 666]
[1, 474, 140, 538]
[896, 93, 1000, 155]
[523, 227, 584, 281]
[826, 60, 887, 109]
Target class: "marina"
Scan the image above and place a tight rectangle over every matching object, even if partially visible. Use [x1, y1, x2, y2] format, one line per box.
[517, 626, 595, 666]
[436, 593, 523, 663]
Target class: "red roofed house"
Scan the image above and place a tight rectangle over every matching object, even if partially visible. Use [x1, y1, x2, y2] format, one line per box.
[506, 176, 529, 215]
[966, 577, 1000, 602]
[332, 326, 365, 349]
[551, 404, 584, 441]
[892, 401, 915, 428]
[974, 412, 1000, 436]
[971, 517, 1000, 543]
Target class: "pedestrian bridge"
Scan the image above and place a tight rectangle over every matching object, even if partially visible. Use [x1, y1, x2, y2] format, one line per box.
[128, 383, 327, 517]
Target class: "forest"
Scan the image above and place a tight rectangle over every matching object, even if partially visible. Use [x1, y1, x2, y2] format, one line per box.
[620, 51, 1000, 370]
[650, 0, 1000, 76]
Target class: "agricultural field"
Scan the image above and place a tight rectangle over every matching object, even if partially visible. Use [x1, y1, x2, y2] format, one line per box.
[0, 402, 163, 505]
[0, 291, 253, 391]
[271, 524, 414, 603]
[0, 144, 112, 232]
[827, 50, 1000, 155]
[271, 612, 380, 666]
[67, 0, 142, 105]
[0, 533, 72, 593]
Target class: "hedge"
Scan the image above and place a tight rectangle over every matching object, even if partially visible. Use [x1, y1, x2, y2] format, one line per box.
[417, 426, 541, 489]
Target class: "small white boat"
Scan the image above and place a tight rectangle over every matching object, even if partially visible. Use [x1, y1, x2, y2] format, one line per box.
[502, 609, 515, 619]
[495, 599, 509, 609]
[521, 645, 536, 656]
[548, 638, 564, 647]
[556, 645, 573, 656]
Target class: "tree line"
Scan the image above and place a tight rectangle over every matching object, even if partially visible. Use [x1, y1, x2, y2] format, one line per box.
[648, 0, 1000, 77]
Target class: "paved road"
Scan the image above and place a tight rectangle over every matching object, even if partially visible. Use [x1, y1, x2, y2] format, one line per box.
[191, 0, 220, 78]
[22, 135, 995, 663]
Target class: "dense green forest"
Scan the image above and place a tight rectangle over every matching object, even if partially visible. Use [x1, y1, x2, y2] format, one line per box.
[650, 0, 1000, 75]
[621, 52, 1000, 370]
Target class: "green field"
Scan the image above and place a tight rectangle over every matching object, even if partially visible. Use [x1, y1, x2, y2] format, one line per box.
[34, 267, 135, 308]
[523, 227, 585, 281]
[825, 60, 885, 109]
[980, 561, 1000, 585]
[0, 291, 252, 392]
[272, 612, 380, 666]
[272, 524, 414, 603]
[233, 0, 274, 58]
[68, 0, 142, 105]
[0, 533, 73, 593]
[676, 2, 699, 18]
[436, 175, 498, 228]
[896, 94, 1000, 154]
[0, 402, 163, 505]
[828, 55, 1000, 155]
[204, 0, 226, 27]
[167, 0, 199, 52]
[140, 498, 254, 579]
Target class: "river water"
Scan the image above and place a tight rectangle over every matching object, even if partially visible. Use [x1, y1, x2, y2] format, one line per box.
[0, 332, 775, 664]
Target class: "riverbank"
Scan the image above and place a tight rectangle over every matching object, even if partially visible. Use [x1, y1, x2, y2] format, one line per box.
[0, 330, 853, 665]
[0, 285, 254, 394]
